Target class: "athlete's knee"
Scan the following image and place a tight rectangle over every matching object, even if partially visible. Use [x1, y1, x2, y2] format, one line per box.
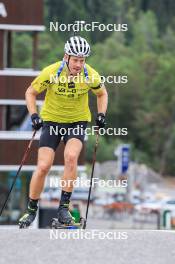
[37, 161, 51, 175]
[64, 152, 77, 169]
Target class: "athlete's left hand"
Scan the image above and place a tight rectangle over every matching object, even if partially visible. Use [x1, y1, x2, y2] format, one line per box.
[95, 113, 106, 128]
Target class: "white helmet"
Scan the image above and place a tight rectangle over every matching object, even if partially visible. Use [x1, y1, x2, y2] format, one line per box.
[64, 36, 90, 57]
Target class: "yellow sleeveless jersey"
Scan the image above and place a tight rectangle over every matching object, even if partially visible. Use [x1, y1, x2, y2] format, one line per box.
[31, 61, 103, 123]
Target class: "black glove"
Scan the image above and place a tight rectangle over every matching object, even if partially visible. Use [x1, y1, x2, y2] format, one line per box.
[31, 113, 43, 130]
[95, 113, 106, 128]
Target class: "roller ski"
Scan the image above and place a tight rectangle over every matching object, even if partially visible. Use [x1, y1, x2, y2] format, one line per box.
[51, 204, 85, 229]
[19, 206, 37, 229]
[51, 218, 85, 229]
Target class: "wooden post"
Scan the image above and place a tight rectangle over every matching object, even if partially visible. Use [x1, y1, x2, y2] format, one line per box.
[7, 31, 12, 67]
[0, 30, 4, 69]
[32, 31, 38, 70]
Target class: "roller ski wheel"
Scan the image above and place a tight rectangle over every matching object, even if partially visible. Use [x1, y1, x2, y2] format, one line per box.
[51, 217, 85, 229]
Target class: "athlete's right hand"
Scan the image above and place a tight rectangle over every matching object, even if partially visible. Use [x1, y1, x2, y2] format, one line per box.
[31, 113, 43, 130]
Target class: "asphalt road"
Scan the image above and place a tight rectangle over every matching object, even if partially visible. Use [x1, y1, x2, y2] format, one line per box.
[0, 228, 174, 264]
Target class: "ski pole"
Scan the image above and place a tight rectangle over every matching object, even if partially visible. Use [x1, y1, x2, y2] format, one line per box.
[0, 130, 37, 217]
[83, 130, 99, 229]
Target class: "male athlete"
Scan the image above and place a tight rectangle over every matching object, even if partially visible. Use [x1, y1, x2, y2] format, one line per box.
[19, 36, 108, 227]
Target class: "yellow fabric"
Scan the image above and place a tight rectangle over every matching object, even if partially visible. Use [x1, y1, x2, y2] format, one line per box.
[31, 61, 103, 123]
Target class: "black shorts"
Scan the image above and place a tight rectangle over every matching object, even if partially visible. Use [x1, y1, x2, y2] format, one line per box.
[39, 121, 88, 151]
